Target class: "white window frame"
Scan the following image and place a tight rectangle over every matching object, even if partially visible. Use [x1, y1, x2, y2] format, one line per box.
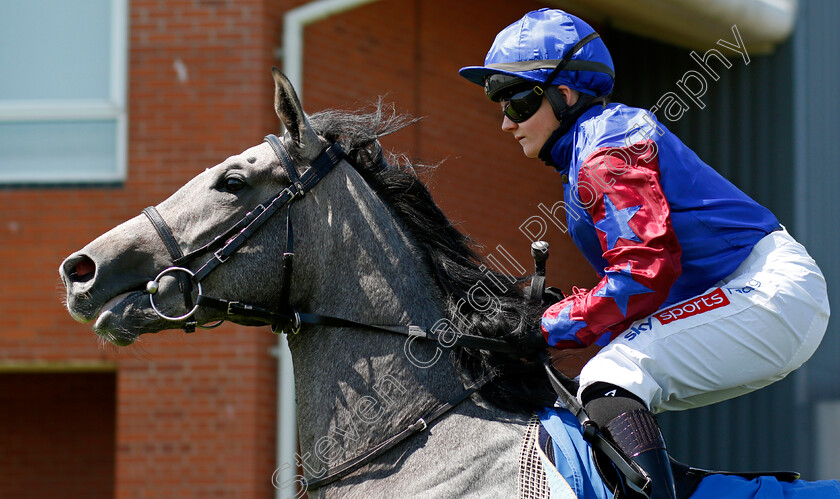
[0, 0, 128, 184]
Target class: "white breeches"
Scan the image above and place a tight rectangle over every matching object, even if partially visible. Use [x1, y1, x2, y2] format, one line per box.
[579, 228, 829, 413]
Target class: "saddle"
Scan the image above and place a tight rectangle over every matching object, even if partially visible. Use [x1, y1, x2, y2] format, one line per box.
[669, 460, 799, 498]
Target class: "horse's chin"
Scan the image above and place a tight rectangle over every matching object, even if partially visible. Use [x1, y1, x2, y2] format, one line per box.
[91, 291, 165, 346]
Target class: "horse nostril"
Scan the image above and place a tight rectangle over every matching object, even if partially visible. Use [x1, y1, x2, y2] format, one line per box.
[63, 255, 97, 284]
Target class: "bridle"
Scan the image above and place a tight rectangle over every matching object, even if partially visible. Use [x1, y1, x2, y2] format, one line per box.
[142, 134, 344, 334]
[140, 133, 519, 490]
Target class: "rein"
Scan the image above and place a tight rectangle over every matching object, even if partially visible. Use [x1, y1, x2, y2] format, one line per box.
[304, 374, 493, 490]
[140, 133, 520, 490]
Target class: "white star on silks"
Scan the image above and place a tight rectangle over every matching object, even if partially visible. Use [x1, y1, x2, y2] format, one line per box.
[594, 194, 642, 250]
[593, 264, 654, 316]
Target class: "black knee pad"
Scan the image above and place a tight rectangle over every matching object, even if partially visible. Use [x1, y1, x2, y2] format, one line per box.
[581, 382, 647, 428]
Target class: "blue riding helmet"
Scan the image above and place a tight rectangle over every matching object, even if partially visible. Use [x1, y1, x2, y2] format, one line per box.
[459, 8, 615, 98]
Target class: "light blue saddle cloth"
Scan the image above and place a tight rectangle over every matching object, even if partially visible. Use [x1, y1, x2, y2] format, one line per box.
[537, 407, 840, 499]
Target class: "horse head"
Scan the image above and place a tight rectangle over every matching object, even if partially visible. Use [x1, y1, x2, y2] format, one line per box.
[59, 69, 349, 345]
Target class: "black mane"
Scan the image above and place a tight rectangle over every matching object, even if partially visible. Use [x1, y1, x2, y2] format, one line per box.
[308, 103, 557, 411]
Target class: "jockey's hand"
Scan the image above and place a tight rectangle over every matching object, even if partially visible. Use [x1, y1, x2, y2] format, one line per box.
[548, 343, 603, 379]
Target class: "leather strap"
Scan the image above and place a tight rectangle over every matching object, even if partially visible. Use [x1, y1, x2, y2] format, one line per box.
[297, 313, 520, 353]
[278, 206, 294, 308]
[142, 206, 196, 330]
[143, 206, 183, 262]
[265, 133, 305, 195]
[172, 204, 267, 267]
[303, 375, 493, 490]
[194, 293, 521, 354]
[188, 140, 345, 283]
[190, 186, 296, 282]
[528, 241, 549, 304]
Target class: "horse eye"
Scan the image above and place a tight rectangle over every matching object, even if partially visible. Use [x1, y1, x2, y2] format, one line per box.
[223, 176, 246, 192]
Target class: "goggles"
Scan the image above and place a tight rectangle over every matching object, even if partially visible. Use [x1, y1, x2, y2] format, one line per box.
[500, 86, 546, 123]
[486, 74, 546, 123]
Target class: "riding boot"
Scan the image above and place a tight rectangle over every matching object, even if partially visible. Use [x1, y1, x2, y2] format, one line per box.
[582, 383, 677, 499]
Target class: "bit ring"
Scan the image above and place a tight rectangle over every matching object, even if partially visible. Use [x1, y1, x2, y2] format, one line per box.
[147, 267, 202, 321]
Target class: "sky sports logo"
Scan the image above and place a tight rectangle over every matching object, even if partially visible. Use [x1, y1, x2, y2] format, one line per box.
[655, 288, 730, 324]
[624, 288, 732, 340]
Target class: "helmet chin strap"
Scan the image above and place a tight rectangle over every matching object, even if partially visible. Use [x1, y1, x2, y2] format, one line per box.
[538, 91, 603, 169]
[533, 31, 610, 169]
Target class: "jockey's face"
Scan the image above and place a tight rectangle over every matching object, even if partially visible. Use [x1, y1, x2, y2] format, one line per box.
[501, 97, 558, 158]
[501, 85, 578, 158]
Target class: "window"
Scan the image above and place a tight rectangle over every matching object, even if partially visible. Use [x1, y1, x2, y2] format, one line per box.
[0, 0, 127, 184]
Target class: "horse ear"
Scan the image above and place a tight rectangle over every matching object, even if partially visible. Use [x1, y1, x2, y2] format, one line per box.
[272, 67, 322, 159]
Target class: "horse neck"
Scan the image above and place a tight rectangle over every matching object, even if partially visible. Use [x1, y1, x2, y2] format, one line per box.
[287, 161, 477, 472]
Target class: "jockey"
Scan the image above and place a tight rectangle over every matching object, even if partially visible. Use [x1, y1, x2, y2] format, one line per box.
[460, 8, 829, 499]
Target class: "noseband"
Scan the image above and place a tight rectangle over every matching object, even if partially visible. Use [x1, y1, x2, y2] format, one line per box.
[140, 133, 521, 491]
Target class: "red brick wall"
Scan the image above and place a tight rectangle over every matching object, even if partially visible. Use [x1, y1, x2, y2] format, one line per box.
[0, 0, 598, 497]
[302, 0, 599, 287]
[0, 372, 116, 499]
[2, 0, 283, 497]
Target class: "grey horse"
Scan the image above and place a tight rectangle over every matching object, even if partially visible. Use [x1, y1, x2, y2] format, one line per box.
[60, 69, 557, 498]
